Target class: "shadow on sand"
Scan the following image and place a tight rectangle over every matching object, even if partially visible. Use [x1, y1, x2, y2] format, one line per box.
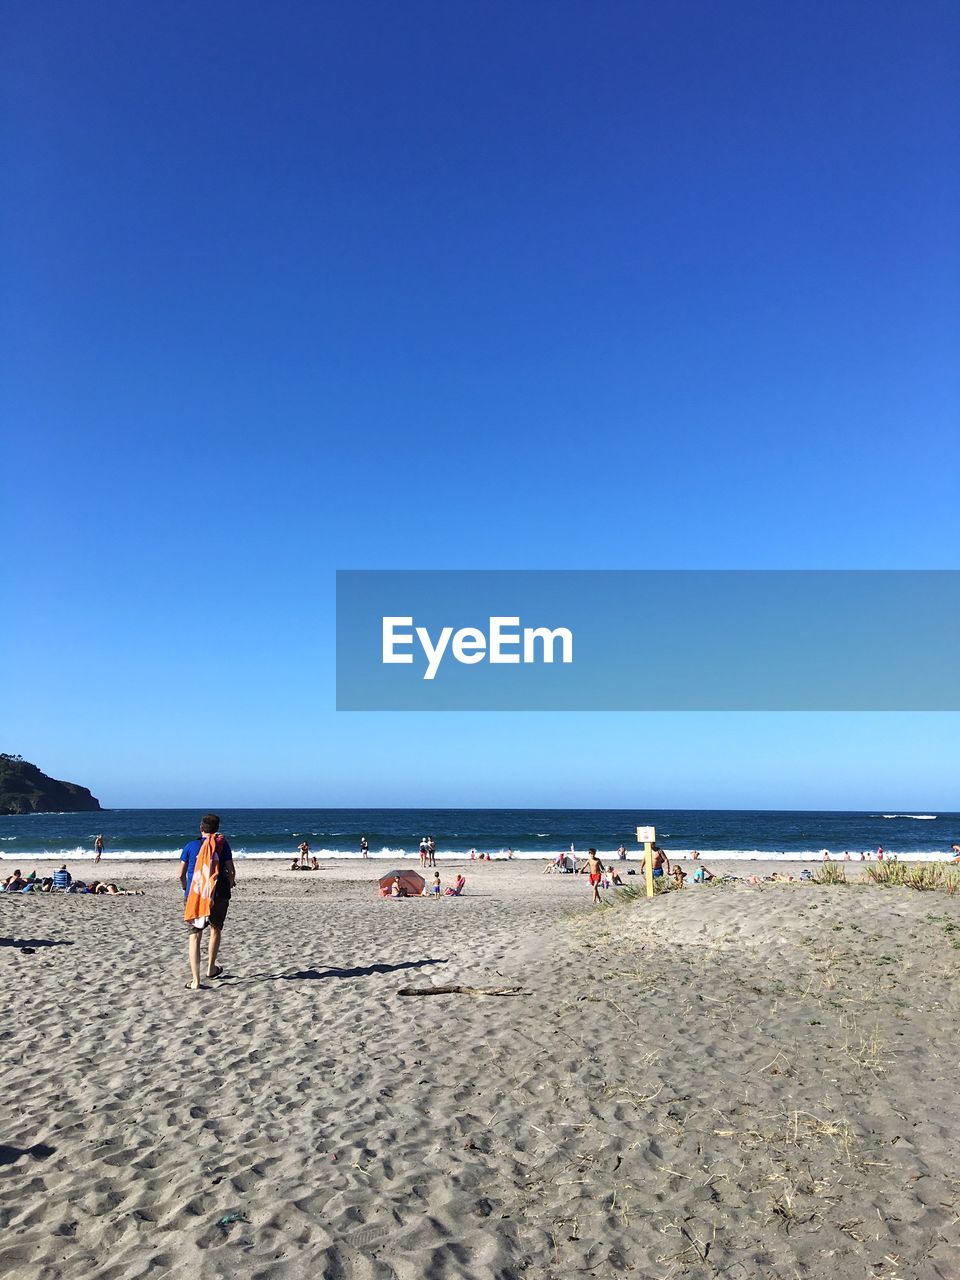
[0, 937, 74, 950]
[235, 957, 448, 985]
[0, 1143, 56, 1166]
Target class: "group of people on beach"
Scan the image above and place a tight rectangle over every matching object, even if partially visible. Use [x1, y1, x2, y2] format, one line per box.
[2, 865, 137, 895]
[386, 871, 466, 898]
[292, 842, 320, 871]
[823, 847, 892, 861]
[543, 844, 719, 903]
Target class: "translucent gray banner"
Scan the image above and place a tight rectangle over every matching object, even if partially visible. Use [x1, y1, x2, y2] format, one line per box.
[336, 570, 960, 711]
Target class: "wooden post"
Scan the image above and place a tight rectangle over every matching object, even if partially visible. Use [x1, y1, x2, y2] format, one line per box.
[636, 825, 657, 899]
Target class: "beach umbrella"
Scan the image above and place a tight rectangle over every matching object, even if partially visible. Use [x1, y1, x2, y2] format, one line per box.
[377, 869, 425, 897]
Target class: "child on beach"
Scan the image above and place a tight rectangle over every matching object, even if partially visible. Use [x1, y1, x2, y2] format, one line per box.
[672, 865, 687, 889]
[431, 872, 442, 898]
[584, 849, 604, 904]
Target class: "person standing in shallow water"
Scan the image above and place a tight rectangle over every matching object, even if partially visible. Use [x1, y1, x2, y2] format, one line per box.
[180, 813, 236, 990]
[360, 836, 369, 859]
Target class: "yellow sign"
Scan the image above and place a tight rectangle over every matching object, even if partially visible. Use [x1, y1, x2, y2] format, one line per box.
[636, 826, 657, 898]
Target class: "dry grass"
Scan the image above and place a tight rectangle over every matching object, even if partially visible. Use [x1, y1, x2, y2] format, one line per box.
[861, 861, 960, 893]
[811, 863, 848, 885]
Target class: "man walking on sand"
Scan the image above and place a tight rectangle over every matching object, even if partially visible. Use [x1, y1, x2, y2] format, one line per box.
[94, 834, 104, 863]
[180, 813, 236, 990]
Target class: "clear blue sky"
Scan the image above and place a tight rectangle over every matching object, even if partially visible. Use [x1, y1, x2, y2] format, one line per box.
[3, 1, 958, 809]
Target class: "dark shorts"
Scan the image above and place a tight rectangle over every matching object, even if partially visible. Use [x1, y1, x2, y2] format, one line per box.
[184, 896, 230, 931]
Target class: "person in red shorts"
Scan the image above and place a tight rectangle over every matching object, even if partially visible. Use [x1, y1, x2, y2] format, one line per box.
[584, 848, 604, 905]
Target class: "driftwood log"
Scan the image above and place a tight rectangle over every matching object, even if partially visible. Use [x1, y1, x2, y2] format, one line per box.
[396, 984, 524, 997]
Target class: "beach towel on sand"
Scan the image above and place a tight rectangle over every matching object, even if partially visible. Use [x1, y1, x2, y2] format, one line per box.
[184, 833, 221, 928]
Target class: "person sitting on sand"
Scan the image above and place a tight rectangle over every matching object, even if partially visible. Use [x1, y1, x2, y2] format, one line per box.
[390, 876, 404, 898]
[610, 868, 624, 886]
[445, 874, 466, 897]
[692, 865, 714, 883]
[52, 864, 72, 890]
[3, 869, 26, 892]
[310, 856, 319, 871]
[672, 865, 687, 889]
[290, 859, 300, 871]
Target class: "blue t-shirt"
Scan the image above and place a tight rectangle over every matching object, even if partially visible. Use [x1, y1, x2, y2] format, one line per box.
[180, 836, 233, 899]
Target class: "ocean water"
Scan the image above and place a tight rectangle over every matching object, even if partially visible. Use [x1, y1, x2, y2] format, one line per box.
[0, 808, 957, 863]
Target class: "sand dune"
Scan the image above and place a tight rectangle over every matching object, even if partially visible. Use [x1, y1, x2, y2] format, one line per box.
[2, 859, 959, 1278]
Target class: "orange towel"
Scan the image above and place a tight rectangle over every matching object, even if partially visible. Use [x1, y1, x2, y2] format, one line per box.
[184, 833, 221, 926]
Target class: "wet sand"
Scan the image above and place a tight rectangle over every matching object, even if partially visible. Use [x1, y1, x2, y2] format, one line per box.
[2, 858, 959, 1279]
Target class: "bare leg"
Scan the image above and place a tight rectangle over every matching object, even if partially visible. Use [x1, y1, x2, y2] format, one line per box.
[188, 930, 203, 988]
[207, 925, 222, 976]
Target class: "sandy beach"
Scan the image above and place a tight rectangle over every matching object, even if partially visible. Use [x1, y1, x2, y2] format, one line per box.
[3, 857, 960, 1279]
